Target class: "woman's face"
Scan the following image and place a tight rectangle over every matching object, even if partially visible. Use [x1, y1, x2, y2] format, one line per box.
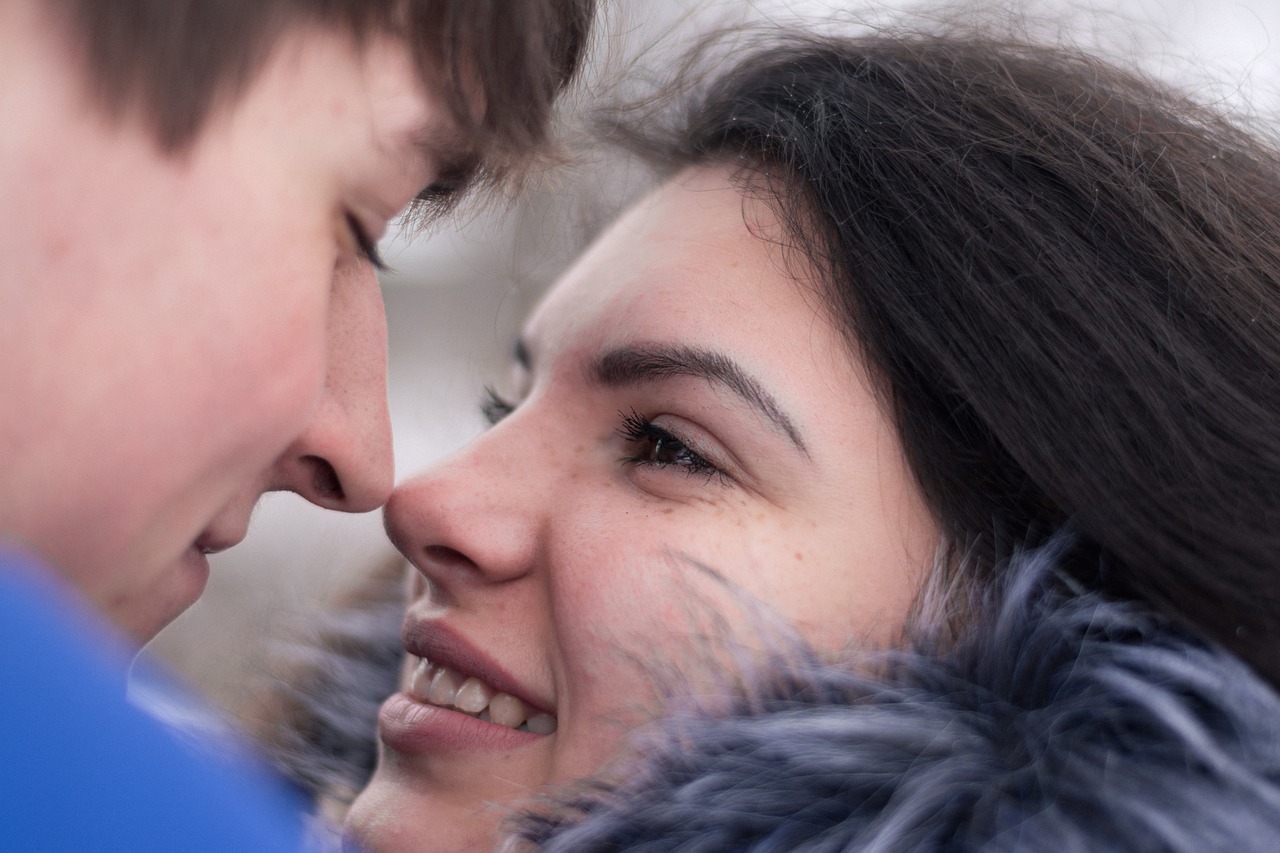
[347, 166, 940, 852]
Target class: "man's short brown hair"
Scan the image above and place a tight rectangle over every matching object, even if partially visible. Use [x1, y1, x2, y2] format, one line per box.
[48, 0, 594, 179]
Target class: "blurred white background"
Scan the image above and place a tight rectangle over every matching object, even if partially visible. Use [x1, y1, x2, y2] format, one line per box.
[145, 0, 1280, 717]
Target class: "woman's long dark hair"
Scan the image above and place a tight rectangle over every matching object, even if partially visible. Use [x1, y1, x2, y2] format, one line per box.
[612, 30, 1280, 686]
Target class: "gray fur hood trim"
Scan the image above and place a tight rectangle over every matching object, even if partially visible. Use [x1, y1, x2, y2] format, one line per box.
[519, 543, 1280, 851]
[258, 563, 404, 803]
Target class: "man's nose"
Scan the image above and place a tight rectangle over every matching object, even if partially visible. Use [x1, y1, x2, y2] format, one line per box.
[271, 262, 393, 511]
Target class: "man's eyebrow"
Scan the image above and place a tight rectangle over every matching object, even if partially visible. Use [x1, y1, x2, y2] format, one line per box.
[592, 344, 809, 456]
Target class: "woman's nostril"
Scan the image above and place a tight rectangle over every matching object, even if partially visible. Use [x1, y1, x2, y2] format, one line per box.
[423, 544, 471, 568]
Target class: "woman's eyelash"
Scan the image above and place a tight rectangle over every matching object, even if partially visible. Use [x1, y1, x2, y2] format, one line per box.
[346, 213, 389, 272]
[481, 384, 515, 425]
[478, 394, 726, 482]
[616, 409, 724, 481]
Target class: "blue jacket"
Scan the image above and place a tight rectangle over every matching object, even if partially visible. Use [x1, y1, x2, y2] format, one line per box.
[0, 546, 307, 852]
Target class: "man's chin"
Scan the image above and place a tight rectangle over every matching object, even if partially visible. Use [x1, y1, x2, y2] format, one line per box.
[118, 546, 212, 648]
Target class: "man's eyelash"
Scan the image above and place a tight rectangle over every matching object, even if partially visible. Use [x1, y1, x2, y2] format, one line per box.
[346, 213, 389, 272]
[481, 384, 515, 425]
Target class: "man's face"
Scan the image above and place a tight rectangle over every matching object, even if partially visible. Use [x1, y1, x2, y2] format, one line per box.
[0, 10, 456, 643]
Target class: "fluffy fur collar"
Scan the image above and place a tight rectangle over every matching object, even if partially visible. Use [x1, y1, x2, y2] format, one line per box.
[518, 542, 1280, 850]
[260, 545, 1280, 850]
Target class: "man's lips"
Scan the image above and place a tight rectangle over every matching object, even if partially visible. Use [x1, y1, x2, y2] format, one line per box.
[193, 527, 247, 556]
[194, 541, 228, 556]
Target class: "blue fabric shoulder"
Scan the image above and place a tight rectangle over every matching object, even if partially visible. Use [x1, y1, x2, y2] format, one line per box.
[0, 547, 308, 852]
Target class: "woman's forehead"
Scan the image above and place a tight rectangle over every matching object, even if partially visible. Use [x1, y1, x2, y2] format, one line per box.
[523, 167, 811, 352]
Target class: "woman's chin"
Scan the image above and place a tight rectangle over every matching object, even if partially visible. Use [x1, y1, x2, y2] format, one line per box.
[345, 768, 524, 853]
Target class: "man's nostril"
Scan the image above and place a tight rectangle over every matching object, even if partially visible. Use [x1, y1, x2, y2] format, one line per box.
[306, 456, 344, 500]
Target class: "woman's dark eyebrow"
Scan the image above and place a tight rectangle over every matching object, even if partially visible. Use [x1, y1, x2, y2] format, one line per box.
[592, 344, 809, 456]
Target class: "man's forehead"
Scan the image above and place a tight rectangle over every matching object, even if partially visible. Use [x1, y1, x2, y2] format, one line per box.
[330, 28, 482, 214]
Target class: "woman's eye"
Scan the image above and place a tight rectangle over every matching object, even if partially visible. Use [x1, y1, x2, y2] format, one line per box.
[617, 410, 724, 482]
[481, 385, 516, 426]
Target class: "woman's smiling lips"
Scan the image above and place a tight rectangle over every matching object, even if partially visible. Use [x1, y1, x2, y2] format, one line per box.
[378, 619, 557, 754]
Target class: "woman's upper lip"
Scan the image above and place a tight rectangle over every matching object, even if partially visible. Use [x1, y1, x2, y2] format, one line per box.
[400, 618, 553, 714]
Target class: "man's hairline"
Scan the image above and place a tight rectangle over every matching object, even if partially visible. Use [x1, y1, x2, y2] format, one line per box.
[68, 10, 480, 170]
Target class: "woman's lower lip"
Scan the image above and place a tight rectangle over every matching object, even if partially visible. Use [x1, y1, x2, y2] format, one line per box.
[378, 692, 544, 754]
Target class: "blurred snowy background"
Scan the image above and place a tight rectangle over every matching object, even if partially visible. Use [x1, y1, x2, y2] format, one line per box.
[145, 0, 1280, 718]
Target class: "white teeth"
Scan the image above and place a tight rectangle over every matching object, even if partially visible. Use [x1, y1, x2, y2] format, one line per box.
[524, 713, 558, 735]
[405, 655, 556, 734]
[410, 658, 433, 696]
[488, 692, 526, 728]
[428, 666, 464, 706]
[455, 677, 495, 714]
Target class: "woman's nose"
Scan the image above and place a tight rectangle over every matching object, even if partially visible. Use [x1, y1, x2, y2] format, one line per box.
[385, 420, 545, 597]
